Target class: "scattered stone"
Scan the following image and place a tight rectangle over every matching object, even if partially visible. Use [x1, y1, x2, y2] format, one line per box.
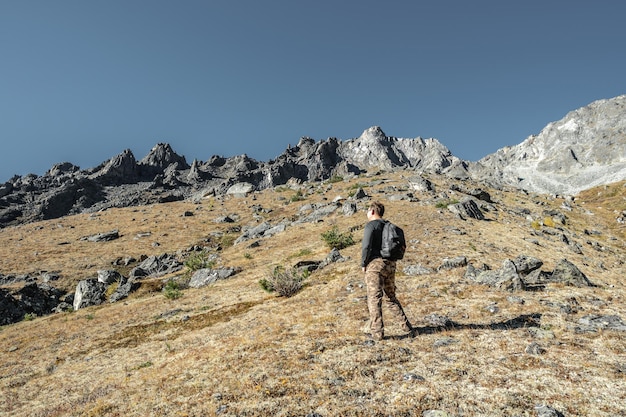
[226, 182, 254, 198]
[433, 337, 458, 348]
[485, 303, 499, 314]
[528, 327, 555, 340]
[507, 295, 525, 304]
[525, 342, 546, 355]
[575, 315, 626, 333]
[550, 259, 594, 287]
[342, 202, 357, 216]
[424, 314, 455, 328]
[448, 198, 485, 220]
[81, 229, 120, 242]
[467, 259, 525, 291]
[188, 267, 240, 288]
[403, 264, 434, 276]
[214, 215, 235, 223]
[73, 279, 108, 310]
[423, 411, 453, 417]
[438, 256, 467, 270]
[408, 176, 434, 193]
[402, 373, 425, 381]
[97, 269, 122, 285]
[534, 404, 564, 417]
[109, 277, 139, 303]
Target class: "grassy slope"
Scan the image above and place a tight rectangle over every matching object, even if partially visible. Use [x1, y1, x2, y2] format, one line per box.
[0, 173, 624, 417]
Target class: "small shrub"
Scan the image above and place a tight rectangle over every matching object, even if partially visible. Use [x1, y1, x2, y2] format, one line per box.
[244, 252, 253, 259]
[23, 313, 36, 321]
[219, 233, 236, 249]
[163, 279, 183, 300]
[321, 226, 355, 250]
[259, 265, 310, 297]
[435, 199, 459, 209]
[290, 190, 305, 202]
[543, 217, 556, 228]
[530, 220, 542, 230]
[185, 250, 216, 271]
[328, 175, 344, 184]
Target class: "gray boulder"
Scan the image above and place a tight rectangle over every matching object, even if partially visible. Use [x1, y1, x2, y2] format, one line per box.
[15, 283, 65, 316]
[129, 254, 183, 278]
[97, 269, 122, 285]
[109, 277, 140, 303]
[550, 259, 594, 287]
[0, 288, 26, 325]
[73, 279, 108, 310]
[448, 198, 485, 220]
[188, 268, 239, 288]
[467, 259, 525, 291]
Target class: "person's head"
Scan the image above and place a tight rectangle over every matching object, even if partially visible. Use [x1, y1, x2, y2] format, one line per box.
[367, 201, 385, 219]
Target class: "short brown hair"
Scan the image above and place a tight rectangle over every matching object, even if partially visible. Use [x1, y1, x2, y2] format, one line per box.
[368, 201, 385, 217]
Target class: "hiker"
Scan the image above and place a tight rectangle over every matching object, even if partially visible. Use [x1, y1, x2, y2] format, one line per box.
[361, 201, 413, 340]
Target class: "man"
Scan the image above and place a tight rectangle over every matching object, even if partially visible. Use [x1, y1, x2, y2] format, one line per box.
[361, 201, 413, 341]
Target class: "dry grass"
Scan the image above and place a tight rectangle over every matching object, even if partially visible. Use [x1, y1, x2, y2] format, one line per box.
[0, 173, 625, 416]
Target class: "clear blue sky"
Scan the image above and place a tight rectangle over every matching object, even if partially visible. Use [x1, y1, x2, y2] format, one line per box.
[1, 1, 625, 182]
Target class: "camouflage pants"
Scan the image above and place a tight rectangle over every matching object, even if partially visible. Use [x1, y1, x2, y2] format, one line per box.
[364, 258, 412, 339]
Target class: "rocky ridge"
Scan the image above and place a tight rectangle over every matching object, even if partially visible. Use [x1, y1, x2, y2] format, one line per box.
[1, 96, 625, 229]
[469, 95, 626, 195]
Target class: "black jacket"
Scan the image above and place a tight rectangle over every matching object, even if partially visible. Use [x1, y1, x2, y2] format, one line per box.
[361, 219, 385, 267]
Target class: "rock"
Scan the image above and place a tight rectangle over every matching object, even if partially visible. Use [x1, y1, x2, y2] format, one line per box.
[129, 254, 182, 278]
[319, 248, 348, 268]
[470, 95, 626, 195]
[73, 279, 108, 310]
[109, 277, 140, 303]
[469, 259, 525, 291]
[448, 198, 485, 220]
[424, 314, 455, 328]
[82, 229, 120, 242]
[550, 259, 594, 287]
[226, 182, 255, 197]
[15, 283, 65, 316]
[525, 342, 546, 355]
[408, 176, 434, 192]
[352, 188, 368, 199]
[534, 404, 565, 417]
[342, 202, 357, 216]
[188, 268, 239, 288]
[0, 288, 26, 325]
[439, 256, 468, 270]
[403, 264, 434, 276]
[512, 255, 543, 275]
[423, 410, 453, 417]
[97, 270, 122, 285]
[295, 203, 340, 224]
[575, 315, 626, 333]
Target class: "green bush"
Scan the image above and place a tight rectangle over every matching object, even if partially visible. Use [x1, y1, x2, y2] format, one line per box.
[328, 175, 344, 184]
[184, 250, 216, 271]
[259, 265, 310, 297]
[290, 190, 305, 202]
[163, 279, 183, 300]
[435, 199, 459, 208]
[320, 226, 355, 250]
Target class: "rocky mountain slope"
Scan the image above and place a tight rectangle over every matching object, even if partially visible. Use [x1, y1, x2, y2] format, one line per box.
[469, 95, 626, 195]
[1, 96, 624, 229]
[0, 170, 624, 416]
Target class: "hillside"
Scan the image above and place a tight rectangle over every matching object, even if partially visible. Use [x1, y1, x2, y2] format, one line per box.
[1, 172, 625, 416]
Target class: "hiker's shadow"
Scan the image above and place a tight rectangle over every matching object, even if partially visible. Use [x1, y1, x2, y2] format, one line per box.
[394, 313, 542, 340]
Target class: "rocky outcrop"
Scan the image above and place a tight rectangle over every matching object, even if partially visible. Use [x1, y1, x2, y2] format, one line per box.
[469, 95, 626, 195]
[2, 95, 625, 227]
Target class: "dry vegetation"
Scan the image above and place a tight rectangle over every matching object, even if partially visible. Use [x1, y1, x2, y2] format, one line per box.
[0, 173, 624, 416]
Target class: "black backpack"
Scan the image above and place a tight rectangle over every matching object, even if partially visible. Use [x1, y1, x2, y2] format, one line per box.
[380, 221, 406, 261]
